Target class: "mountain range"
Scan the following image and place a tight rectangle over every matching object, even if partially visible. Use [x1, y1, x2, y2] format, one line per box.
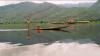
[0, 1, 99, 23]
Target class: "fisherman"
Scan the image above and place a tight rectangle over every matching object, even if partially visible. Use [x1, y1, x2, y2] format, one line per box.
[26, 18, 31, 24]
[26, 18, 32, 40]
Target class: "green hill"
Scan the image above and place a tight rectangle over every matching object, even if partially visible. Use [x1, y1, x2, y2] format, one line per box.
[0, 2, 99, 23]
[0, 2, 99, 31]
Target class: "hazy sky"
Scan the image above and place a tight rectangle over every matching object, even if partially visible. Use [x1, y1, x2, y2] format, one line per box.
[0, 0, 98, 6]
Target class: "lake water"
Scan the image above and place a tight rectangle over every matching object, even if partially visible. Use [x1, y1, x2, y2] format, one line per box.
[0, 23, 99, 45]
[0, 24, 100, 56]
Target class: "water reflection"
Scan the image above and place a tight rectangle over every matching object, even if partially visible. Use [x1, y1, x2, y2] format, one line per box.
[0, 24, 99, 45]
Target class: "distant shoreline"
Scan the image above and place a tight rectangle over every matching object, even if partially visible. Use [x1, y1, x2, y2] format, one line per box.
[0, 29, 27, 31]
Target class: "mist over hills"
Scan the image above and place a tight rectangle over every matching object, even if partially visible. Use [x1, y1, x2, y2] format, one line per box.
[90, 0, 100, 20]
[0, 1, 99, 23]
[92, 0, 100, 9]
[62, 3, 94, 7]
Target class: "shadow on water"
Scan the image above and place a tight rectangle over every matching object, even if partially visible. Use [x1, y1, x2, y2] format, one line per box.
[0, 24, 100, 45]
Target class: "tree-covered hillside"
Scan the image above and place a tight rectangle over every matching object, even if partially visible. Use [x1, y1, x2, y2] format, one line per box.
[0, 1, 99, 23]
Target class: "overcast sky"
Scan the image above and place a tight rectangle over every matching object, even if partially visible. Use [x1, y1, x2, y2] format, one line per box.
[0, 0, 98, 6]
